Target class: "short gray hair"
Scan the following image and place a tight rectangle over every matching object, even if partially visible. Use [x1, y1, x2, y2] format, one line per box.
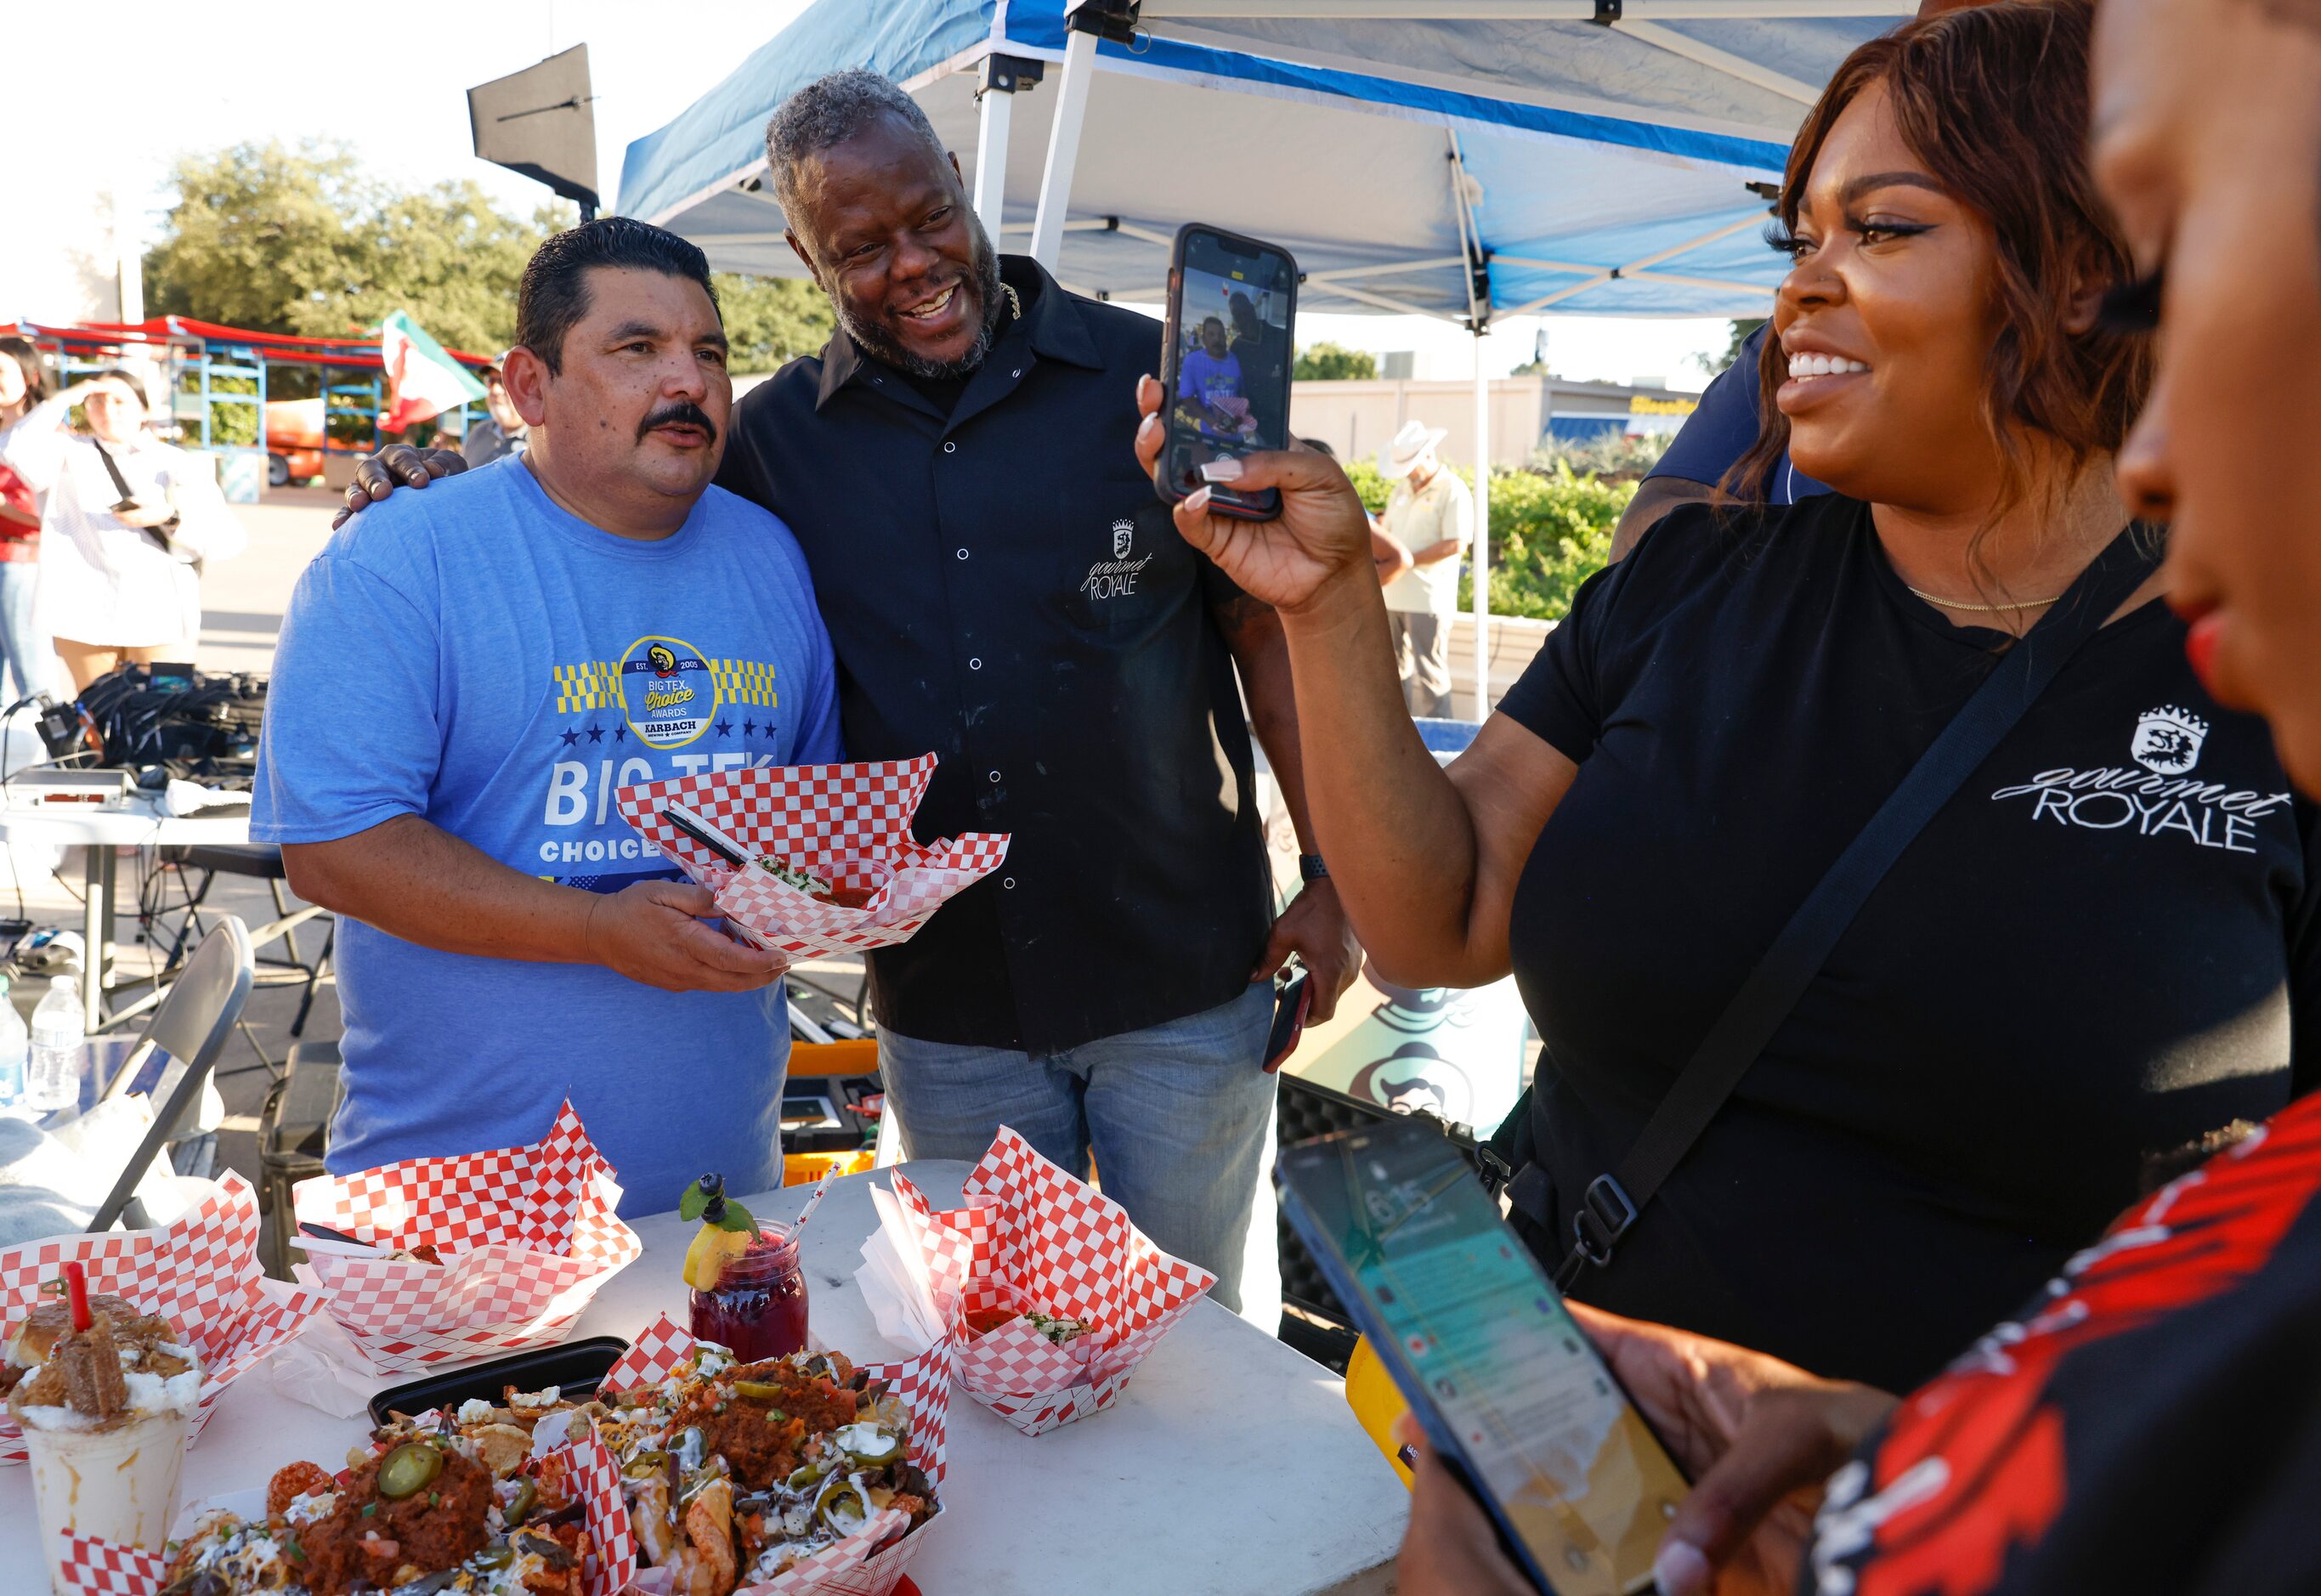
[766, 69, 944, 225]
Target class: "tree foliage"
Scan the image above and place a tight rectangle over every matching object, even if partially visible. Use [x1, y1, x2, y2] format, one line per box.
[144, 141, 563, 355]
[1294, 341, 1378, 381]
[712, 274, 835, 372]
[143, 141, 835, 371]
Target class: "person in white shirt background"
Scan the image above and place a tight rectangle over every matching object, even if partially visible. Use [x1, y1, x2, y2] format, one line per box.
[1372, 421, 1475, 718]
[0, 368, 246, 689]
[0, 339, 51, 704]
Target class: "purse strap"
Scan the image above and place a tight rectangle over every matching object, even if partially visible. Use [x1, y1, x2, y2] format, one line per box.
[1551, 528, 2161, 1291]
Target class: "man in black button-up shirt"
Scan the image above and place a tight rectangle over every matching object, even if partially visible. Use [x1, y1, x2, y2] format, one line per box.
[340, 71, 1356, 1311]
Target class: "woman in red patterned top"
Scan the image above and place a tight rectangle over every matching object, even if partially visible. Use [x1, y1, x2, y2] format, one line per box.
[0, 338, 48, 701]
[1390, 0, 2321, 1592]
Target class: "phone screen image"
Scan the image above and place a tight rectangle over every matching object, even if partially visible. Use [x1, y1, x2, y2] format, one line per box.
[1280, 1124, 1688, 1596]
[1163, 229, 1294, 500]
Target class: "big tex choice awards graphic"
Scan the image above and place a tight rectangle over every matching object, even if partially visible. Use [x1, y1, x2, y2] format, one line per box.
[624, 635, 717, 747]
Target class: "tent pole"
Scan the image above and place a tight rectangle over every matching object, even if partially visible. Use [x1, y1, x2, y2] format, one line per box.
[973, 75, 1013, 235]
[1030, 28, 1099, 269]
[1472, 329, 1492, 722]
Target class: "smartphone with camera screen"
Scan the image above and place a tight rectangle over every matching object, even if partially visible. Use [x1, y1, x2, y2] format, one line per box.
[1155, 224, 1298, 520]
[1277, 1118, 1690, 1595]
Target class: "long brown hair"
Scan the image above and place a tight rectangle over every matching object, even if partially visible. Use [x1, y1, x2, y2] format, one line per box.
[1727, 0, 2151, 533]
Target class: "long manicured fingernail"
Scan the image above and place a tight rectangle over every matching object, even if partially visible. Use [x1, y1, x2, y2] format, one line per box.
[1199, 456, 1245, 483]
[1186, 486, 1213, 513]
[1654, 1538, 1712, 1596]
[1137, 413, 1159, 443]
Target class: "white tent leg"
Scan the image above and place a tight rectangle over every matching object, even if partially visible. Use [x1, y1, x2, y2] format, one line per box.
[1472, 331, 1492, 721]
[1029, 28, 1099, 269]
[973, 76, 1013, 235]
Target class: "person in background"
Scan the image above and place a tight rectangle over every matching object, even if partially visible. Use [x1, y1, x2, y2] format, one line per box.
[255, 218, 836, 1213]
[0, 339, 51, 702]
[1395, 0, 2321, 1591]
[460, 365, 529, 467]
[0, 368, 246, 690]
[1373, 421, 1473, 718]
[1140, 0, 2321, 1396]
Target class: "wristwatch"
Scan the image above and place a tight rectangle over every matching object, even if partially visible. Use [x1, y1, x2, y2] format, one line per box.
[1298, 853, 1329, 883]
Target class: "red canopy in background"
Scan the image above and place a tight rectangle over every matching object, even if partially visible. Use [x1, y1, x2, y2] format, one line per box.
[0, 316, 495, 372]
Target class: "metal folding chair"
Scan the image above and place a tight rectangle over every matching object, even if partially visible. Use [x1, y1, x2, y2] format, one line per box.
[85, 916, 255, 1233]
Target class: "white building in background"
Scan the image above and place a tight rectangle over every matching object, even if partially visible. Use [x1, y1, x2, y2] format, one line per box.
[1290, 374, 1699, 471]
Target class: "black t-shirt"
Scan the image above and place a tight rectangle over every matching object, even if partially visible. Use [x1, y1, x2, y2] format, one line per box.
[1497, 494, 2321, 1393]
[1809, 1090, 2321, 1595]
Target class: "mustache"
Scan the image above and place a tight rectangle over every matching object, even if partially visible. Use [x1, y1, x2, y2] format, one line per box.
[637, 401, 717, 444]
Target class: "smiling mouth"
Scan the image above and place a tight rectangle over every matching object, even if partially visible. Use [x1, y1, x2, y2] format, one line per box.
[896, 282, 961, 324]
[1786, 353, 1871, 381]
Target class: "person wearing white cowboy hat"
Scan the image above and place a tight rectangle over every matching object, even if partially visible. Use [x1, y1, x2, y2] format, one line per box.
[1374, 420, 1473, 717]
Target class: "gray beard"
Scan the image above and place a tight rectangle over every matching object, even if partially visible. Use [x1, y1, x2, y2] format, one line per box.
[835, 232, 1007, 381]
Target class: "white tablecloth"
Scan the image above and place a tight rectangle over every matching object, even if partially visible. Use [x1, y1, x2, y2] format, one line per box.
[0, 1161, 1407, 1595]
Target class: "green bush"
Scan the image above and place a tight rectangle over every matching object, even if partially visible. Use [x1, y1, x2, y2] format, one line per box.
[1294, 342, 1378, 381]
[1347, 457, 1629, 621]
[173, 371, 261, 449]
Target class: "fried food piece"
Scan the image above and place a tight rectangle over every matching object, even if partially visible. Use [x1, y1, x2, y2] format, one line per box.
[632, 1470, 678, 1566]
[268, 1460, 337, 1518]
[469, 1422, 534, 1478]
[20, 1313, 129, 1421]
[672, 1475, 737, 1596]
[8, 1293, 154, 1365]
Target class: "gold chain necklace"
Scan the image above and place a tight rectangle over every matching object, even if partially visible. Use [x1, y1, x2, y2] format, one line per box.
[1904, 584, 2063, 613]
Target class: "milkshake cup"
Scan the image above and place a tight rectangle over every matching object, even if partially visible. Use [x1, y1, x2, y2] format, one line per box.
[13, 1402, 190, 1593]
[5, 1264, 200, 1594]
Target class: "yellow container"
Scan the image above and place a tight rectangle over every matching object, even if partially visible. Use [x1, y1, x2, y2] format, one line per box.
[1344, 1335, 1415, 1489]
[783, 1148, 875, 1186]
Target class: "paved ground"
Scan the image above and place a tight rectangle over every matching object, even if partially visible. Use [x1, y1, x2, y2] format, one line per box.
[3, 484, 870, 1267]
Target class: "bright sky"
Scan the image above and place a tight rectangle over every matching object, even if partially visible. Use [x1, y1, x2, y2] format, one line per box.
[20, 2, 1732, 389]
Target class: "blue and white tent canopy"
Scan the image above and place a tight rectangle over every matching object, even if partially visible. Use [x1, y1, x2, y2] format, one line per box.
[618, 0, 1905, 324]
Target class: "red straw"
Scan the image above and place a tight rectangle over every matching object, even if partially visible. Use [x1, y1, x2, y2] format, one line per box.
[63, 1261, 90, 1333]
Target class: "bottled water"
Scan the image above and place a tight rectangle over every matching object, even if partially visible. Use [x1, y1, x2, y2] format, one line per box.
[26, 977, 85, 1114]
[0, 976, 25, 1108]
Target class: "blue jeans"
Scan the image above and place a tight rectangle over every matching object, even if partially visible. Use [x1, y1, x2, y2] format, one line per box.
[0, 563, 42, 704]
[878, 984, 1277, 1312]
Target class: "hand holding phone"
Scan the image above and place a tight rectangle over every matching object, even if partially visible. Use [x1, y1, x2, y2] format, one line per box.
[1265, 971, 1312, 1072]
[1277, 1119, 1691, 1594]
[1154, 224, 1299, 521]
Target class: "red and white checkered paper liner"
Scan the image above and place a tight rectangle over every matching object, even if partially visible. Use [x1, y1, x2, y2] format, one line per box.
[0, 1172, 321, 1465]
[892, 1126, 1215, 1436]
[598, 1315, 952, 1596]
[615, 756, 1008, 959]
[290, 1101, 642, 1371]
[55, 1530, 169, 1596]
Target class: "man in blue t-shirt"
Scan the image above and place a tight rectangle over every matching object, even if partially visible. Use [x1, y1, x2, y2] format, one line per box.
[253, 219, 841, 1213]
[1177, 316, 1250, 439]
[1611, 322, 1833, 559]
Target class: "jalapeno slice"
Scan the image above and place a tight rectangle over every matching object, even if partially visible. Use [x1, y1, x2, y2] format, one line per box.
[471, 1543, 517, 1570]
[623, 1449, 671, 1480]
[504, 1476, 539, 1527]
[733, 1379, 785, 1401]
[377, 1440, 444, 1500]
[816, 1474, 870, 1534]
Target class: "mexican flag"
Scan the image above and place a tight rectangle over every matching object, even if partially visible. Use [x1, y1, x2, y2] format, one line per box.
[378, 310, 488, 433]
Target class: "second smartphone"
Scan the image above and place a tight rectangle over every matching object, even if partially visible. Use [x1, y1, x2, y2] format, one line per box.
[1153, 224, 1299, 519]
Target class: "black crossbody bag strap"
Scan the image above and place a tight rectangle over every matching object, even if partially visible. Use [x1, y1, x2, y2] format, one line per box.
[1553, 532, 2159, 1292]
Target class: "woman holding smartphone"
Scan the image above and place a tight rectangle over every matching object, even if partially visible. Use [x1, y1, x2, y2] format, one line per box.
[1135, 0, 2321, 1398]
[1396, 0, 2321, 1589]
[0, 368, 246, 689]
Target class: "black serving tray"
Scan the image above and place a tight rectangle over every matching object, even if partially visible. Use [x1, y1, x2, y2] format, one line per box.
[366, 1336, 631, 1427]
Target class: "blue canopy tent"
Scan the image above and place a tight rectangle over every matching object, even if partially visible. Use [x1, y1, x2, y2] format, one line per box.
[619, 0, 1903, 709]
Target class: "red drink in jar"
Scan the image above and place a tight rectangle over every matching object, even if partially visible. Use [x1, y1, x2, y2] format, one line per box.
[688, 1225, 809, 1361]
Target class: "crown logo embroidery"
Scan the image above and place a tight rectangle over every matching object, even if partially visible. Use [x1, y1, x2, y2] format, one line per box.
[2131, 705, 2210, 776]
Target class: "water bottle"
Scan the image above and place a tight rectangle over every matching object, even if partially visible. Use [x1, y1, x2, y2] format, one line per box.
[26, 977, 84, 1114]
[0, 976, 25, 1109]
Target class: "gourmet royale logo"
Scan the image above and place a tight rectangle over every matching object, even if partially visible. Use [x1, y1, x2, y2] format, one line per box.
[1081, 518, 1152, 600]
[1989, 705, 2290, 853]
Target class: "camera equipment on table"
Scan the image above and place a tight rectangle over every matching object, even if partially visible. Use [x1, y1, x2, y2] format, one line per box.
[67, 664, 268, 788]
